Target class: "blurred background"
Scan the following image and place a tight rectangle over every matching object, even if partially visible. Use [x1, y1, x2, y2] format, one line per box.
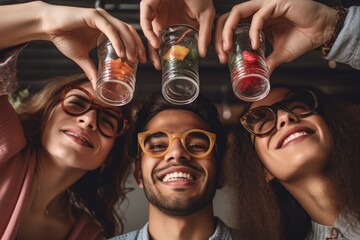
[1, 0, 359, 233]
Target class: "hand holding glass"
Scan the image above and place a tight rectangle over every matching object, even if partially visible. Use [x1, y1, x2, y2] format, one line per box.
[228, 23, 270, 102]
[159, 25, 200, 105]
[96, 34, 137, 106]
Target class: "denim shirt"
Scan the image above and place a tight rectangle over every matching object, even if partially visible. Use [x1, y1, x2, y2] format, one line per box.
[110, 217, 233, 240]
[325, 6, 360, 70]
[305, 210, 360, 240]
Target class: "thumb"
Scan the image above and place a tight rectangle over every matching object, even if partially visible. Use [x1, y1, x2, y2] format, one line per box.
[73, 57, 98, 89]
[265, 52, 284, 76]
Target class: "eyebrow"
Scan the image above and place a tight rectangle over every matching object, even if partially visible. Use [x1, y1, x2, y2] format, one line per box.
[147, 132, 167, 138]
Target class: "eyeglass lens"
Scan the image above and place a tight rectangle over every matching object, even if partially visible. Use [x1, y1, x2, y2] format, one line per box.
[62, 88, 124, 137]
[244, 90, 316, 135]
[142, 131, 212, 156]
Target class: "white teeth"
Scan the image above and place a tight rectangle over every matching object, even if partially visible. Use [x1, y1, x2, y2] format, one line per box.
[65, 131, 89, 144]
[162, 172, 195, 182]
[282, 131, 308, 147]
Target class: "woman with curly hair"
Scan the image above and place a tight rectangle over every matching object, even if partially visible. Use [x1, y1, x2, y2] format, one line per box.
[226, 85, 360, 239]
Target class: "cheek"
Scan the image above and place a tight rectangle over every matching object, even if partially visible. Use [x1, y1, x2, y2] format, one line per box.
[96, 138, 115, 163]
[255, 145, 273, 171]
[254, 137, 270, 160]
[310, 116, 333, 156]
[101, 138, 115, 153]
[255, 138, 286, 178]
[41, 114, 58, 148]
[203, 158, 217, 174]
[140, 157, 156, 178]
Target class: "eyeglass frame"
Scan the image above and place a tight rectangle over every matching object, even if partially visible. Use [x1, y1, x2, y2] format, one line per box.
[240, 89, 318, 137]
[60, 85, 129, 138]
[137, 129, 216, 158]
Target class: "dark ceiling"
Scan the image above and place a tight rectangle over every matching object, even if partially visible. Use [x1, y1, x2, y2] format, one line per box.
[2, 0, 360, 115]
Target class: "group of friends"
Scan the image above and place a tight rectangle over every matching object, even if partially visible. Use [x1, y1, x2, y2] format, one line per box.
[0, 0, 359, 239]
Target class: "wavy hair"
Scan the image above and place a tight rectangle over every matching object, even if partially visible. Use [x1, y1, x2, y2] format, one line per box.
[17, 74, 132, 237]
[225, 85, 360, 239]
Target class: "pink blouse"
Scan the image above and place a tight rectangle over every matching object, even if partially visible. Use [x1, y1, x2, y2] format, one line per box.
[0, 45, 103, 239]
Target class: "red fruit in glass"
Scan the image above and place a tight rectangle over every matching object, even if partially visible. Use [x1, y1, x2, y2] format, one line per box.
[228, 23, 270, 102]
[237, 76, 262, 95]
[242, 50, 258, 62]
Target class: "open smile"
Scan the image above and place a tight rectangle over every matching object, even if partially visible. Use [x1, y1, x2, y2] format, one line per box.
[277, 126, 315, 149]
[157, 166, 202, 185]
[162, 172, 195, 182]
[62, 129, 94, 148]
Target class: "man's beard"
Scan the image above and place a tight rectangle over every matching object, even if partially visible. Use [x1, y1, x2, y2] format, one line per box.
[142, 176, 217, 216]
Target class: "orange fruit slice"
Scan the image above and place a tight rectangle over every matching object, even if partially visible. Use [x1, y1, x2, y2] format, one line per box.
[164, 45, 189, 61]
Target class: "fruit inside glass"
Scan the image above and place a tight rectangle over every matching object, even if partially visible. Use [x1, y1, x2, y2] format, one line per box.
[228, 23, 270, 102]
[97, 34, 137, 106]
[97, 58, 136, 106]
[159, 25, 199, 105]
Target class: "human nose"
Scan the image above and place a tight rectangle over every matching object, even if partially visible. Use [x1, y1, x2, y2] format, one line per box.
[276, 109, 299, 130]
[164, 138, 191, 162]
[76, 109, 97, 131]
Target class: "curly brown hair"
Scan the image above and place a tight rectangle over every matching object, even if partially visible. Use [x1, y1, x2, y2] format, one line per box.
[17, 74, 133, 237]
[225, 85, 360, 240]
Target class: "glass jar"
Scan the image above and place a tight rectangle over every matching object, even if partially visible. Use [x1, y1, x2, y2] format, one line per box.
[228, 23, 270, 102]
[97, 33, 137, 106]
[159, 24, 199, 105]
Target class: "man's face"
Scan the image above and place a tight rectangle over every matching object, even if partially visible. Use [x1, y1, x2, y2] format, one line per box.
[136, 109, 218, 216]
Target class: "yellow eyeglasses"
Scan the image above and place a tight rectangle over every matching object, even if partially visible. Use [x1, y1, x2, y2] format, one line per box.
[138, 129, 216, 158]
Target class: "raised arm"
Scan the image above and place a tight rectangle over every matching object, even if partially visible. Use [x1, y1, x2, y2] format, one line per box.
[0, 1, 146, 85]
[214, 0, 358, 74]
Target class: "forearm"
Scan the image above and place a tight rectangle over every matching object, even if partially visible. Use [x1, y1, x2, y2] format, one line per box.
[0, 1, 48, 50]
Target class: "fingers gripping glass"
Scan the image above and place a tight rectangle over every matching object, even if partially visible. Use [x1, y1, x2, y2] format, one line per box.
[138, 129, 216, 158]
[240, 89, 318, 137]
[61, 85, 129, 138]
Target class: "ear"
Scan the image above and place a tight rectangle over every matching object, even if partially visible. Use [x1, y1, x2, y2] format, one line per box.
[134, 159, 143, 188]
[263, 168, 275, 182]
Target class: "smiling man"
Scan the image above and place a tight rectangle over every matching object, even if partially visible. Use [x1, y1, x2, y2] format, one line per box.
[111, 92, 233, 240]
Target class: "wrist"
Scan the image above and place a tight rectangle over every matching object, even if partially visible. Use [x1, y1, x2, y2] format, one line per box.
[313, 6, 348, 58]
[35, 1, 53, 41]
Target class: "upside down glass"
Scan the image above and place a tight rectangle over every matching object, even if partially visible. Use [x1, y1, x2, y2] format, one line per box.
[96, 34, 137, 106]
[159, 25, 199, 105]
[228, 23, 270, 102]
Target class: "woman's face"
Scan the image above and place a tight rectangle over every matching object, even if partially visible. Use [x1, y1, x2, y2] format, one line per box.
[41, 82, 118, 171]
[250, 88, 333, 182]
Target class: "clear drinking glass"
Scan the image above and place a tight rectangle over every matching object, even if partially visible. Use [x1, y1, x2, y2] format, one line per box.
[228, 23, 270, 102]
[96, 33, 137, 106]
[159, 24, 199, 105]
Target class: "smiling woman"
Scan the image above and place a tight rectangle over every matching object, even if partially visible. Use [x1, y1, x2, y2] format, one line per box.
[0, 1, 145, 239]
[225, 85, 360, 240]
[1, 72, 133, 239]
